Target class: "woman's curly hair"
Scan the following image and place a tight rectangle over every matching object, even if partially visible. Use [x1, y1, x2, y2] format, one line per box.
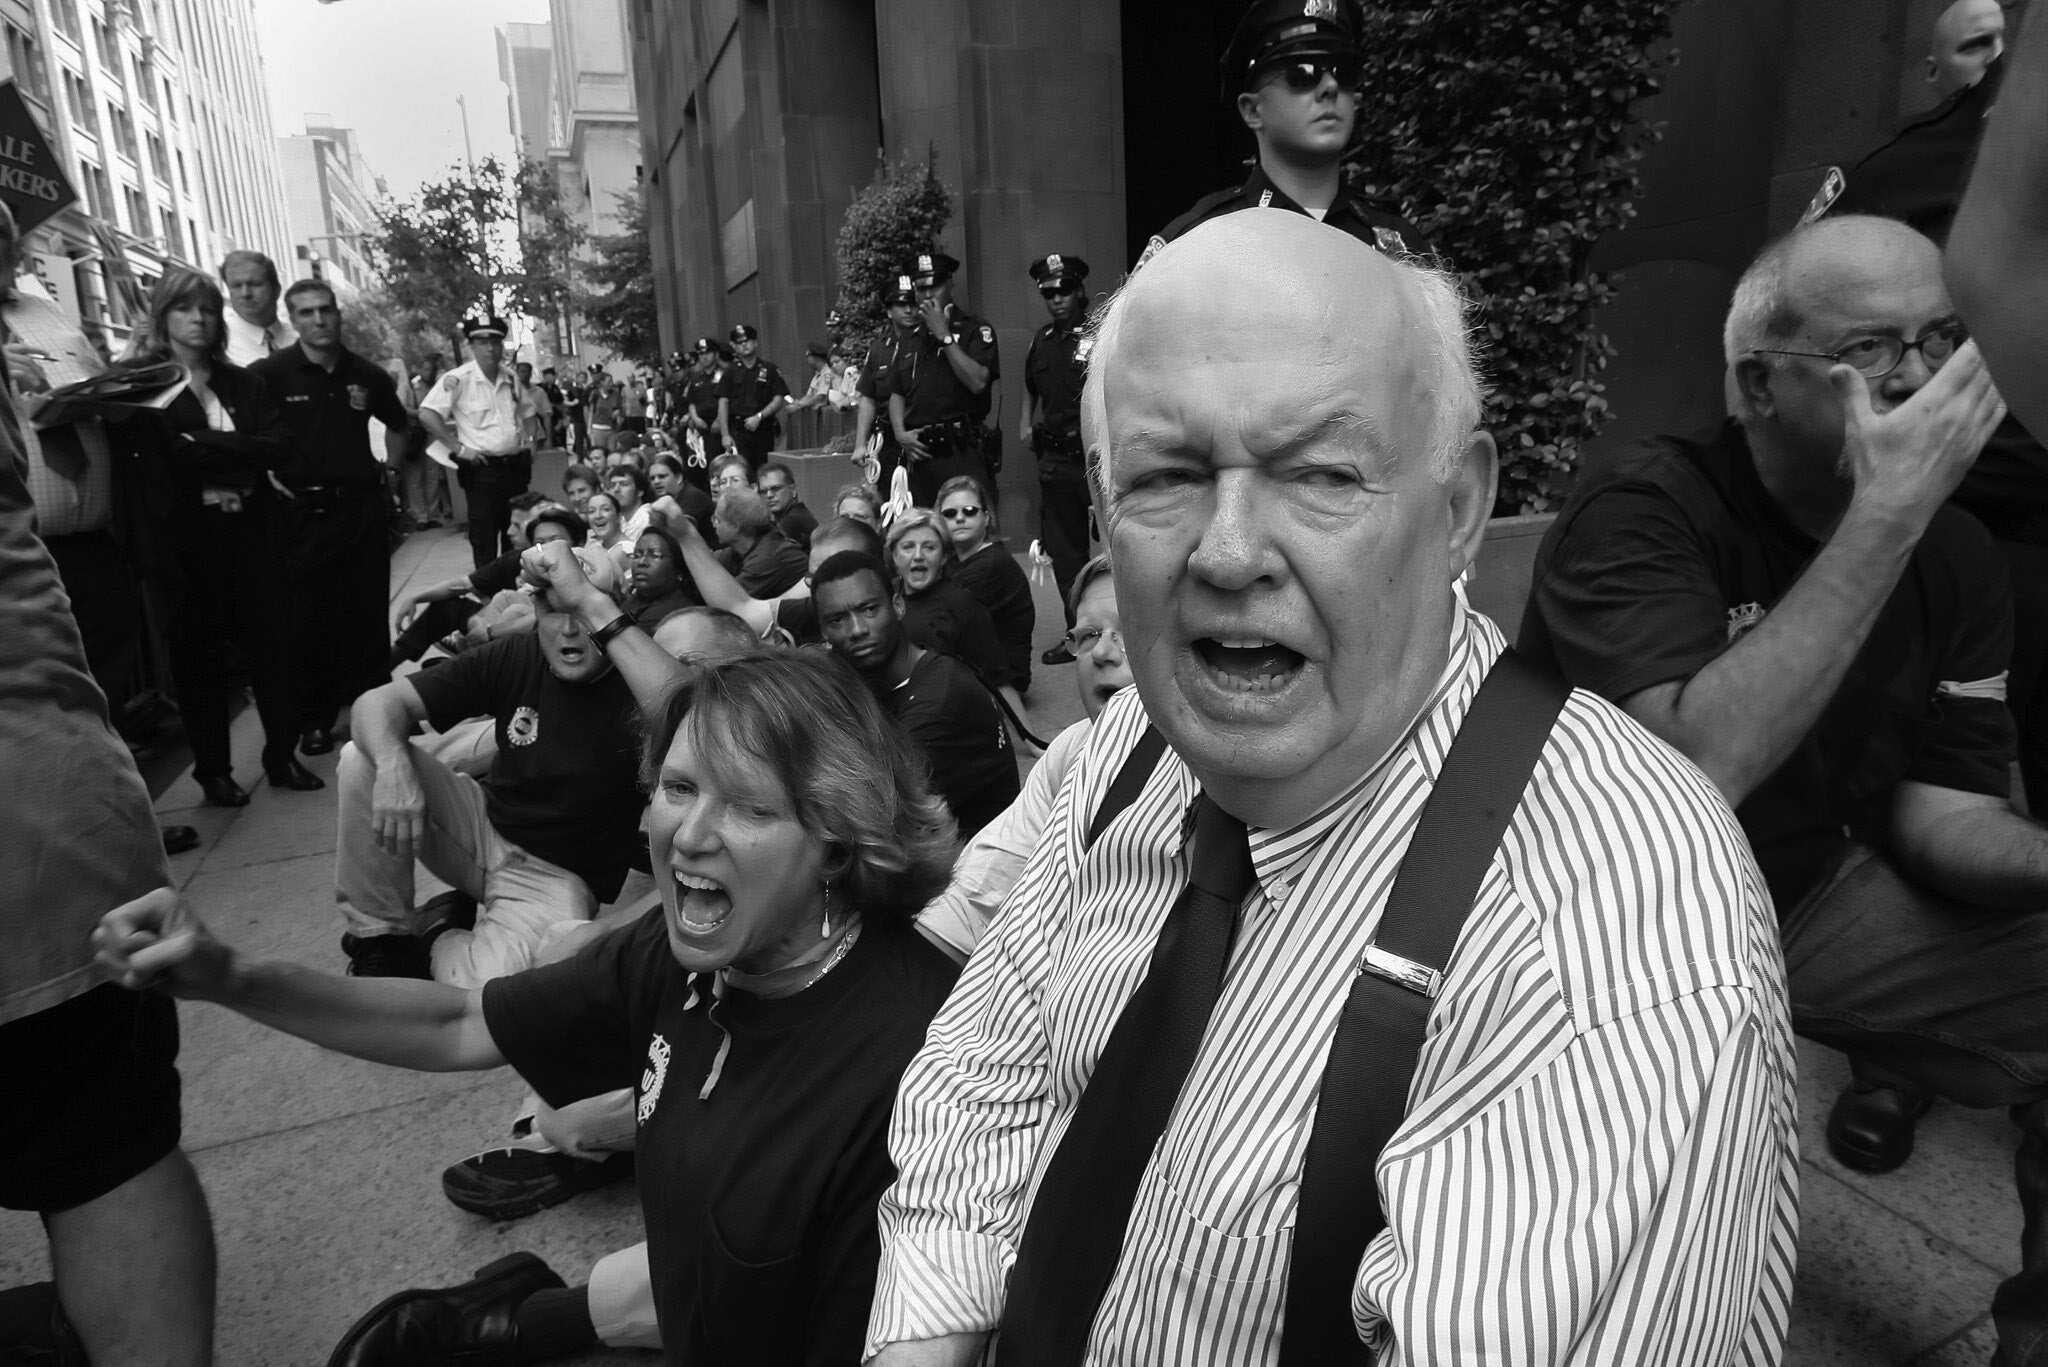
[638, 650, 958, 923]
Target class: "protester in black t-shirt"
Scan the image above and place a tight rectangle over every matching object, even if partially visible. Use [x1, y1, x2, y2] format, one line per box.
[333, 550, 646, 986]
[712, 487, 808, 598]
[756, 460, 818, 549]
[885, 508, 1020, 714]
[388, 496, 584, 667]
[620, 527, 703, 628]
[1520, 216, 2048, 1364]
[814, 550, 1020, 836]
[97, 651, 960, 1367]
[936, 475, 1034, 693]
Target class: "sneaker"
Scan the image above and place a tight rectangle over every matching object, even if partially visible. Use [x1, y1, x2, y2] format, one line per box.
[441, 1147, 636, 1221]
[341, 932, 431, 979]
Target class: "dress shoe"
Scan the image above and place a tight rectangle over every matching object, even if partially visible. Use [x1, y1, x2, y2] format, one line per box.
[161, 824, 201, 855]
[1041, 641, 1076, 666]
[420, 888, 479, 932]
[197, 774, 249, 808]
[299, 726, 336, 756]
[1826, 1080, 1934, 1174]
[341, 932, 431, 980]
[326, 1251, 564, 1367]
[265, 756, 326, 791]
[442, 1148, 635, 1221]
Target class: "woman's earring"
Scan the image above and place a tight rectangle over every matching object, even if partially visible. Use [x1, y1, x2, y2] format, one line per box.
[821, 881, 832, 940]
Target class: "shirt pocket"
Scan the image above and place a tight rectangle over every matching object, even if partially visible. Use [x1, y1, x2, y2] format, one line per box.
[695, 1215, 807, 1366]
[1153, 1165, 1293, 1287]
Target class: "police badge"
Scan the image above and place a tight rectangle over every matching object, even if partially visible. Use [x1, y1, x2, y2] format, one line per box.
[346, 383, 368, 411]
[1801, 167, 1846, 226]
[1304, 0, 1338, 17]
[1373, 226, 1410, 255]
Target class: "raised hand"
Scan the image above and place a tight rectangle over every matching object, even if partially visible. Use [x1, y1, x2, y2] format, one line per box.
[1836, 339, 2007, 529]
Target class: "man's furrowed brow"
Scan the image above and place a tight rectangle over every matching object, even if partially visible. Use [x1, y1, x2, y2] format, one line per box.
[1251, 410, 1391, 466]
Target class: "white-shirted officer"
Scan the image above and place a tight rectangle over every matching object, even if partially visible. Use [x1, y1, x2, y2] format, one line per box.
[418, 311, 542, 567]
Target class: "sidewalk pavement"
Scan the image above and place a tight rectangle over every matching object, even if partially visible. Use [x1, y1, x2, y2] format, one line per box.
[0, 525, 2021, 1365]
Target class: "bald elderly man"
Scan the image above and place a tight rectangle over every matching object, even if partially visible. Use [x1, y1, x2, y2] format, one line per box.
[868, 211, 1798, 1365]
[1524, 215, 2046, 1366]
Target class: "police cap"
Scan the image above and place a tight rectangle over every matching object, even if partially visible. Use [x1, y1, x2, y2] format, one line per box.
[729, 324, 759, 343]
[906, 252, 960, 287]
[884, 273, 917, 305]
[1221, 0, 1362, 98]
[461, 310, 511, 339]
[1028, 254, 1090, 290]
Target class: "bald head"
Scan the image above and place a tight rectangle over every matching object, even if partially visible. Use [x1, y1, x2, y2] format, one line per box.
[1725, 215, 1946, 374]
[1929, 0, 2005, 94]
[1084, 210, 1480, 500]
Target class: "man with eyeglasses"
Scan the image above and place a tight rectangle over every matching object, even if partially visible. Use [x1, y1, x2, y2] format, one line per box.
[756, 461, 818, 550]
[1522, 215, 2048, 1367]
[1022, 253, 1095, 664]
[1139, 0, 1429, 268]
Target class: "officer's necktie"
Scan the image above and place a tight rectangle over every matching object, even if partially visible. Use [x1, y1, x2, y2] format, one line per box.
[263, 328, 276, 354]
[997, 793, 1255, 1365]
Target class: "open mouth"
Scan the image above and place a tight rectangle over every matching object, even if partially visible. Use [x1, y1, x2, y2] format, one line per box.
[1193, 637, 1306, 693]
[672, 871, 732, 934]
[556, 643, 589, 666]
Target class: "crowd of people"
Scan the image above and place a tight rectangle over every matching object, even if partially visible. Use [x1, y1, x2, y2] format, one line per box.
[7, 0, 2048, 1365]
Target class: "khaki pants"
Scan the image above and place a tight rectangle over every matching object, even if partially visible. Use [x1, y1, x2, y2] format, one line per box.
[333, 740, 596, 988]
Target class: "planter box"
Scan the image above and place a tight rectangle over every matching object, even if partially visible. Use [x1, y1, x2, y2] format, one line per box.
[1468, 512, 1557, 635]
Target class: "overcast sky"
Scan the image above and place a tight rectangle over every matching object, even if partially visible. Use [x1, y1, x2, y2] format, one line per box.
[251, 0, 550, 202]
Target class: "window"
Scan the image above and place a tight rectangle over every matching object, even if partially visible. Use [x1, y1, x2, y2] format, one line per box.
[5, 24, 50, 103]
[135, 53, 157, 108]
[146, 132, 169, 182]
[91, 19, 118, 75]
[79, 160, 109, 218]
[161, 78, 174, 122]
[109, 105, 137, 161]
[49, 0, 80, 43]
[62, 68, 99, 138]
[124, 184, 147, 235]
[159, 208, 182, 258]
[175, 148, 188, 193]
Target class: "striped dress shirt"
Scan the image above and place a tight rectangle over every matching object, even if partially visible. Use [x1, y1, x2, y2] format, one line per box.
[868, 609, 1800, 1364]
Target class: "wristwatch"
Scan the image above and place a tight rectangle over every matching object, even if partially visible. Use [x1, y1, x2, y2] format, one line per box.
[937, 332, 957, 347]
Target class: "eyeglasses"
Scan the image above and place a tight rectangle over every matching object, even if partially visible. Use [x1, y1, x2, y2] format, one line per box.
[941, 505, 983, 520]
[1752, 322, 1966, 379]
[1062, 625, 1123, 656]
[1270, 58, 1364, 93]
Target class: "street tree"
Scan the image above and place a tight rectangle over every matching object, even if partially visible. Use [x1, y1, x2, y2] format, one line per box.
[578, 191, 659, 364]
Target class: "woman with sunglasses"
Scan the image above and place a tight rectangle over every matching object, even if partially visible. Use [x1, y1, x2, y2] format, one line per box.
[936, 475, 1035, 694]
[1144, 0, 1429, 263]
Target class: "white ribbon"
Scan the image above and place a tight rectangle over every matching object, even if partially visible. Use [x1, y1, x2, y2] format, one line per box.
[883, 464, 914, 525]
[1027, 538, 1053, 586]
[685, 428, 707, 468]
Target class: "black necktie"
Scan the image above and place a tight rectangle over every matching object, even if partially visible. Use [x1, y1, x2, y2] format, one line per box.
[998, 794, 1255, 1364]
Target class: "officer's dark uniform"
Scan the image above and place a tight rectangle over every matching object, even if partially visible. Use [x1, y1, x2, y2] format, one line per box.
[1141, 0, 1430, 267]
[721, 324, 790, 473]
[1814, 56, 2048, 809]
[682, 336, 729, 478]
[249, 337, 410, 739]
[1024, 252, 1093, 624]
[882, 251, 1000, 507]
[857, 275, 920, 494]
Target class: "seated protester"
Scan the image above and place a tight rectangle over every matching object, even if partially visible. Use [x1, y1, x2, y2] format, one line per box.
[757, 461, 819, 549]
[390, 500, 588, 666]
[584, 490, 626, 554]
[1519, 216, 2045, 1362]
[645, 451, 714, 543]
[332, 545, 644, 986]
[712, 487, 808, 599]
[675, 513, 883, 646]
[814, 549, 1020, 837]
[424, 560, 1132, 1357]
[920, 554, 1129, 962]
[833, 481, 882, 530]
[886, 508, 1026, 722]
[607, 465, 654, 543]
[96, 653, 961, 1367]
[707, 452, 753, 508]
[619, 527, 703, 629]
[936, 474, 1035, 695]
[560, 463, 602, 518]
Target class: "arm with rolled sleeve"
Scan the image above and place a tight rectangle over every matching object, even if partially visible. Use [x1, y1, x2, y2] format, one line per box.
[865, 770, 1082, 1358]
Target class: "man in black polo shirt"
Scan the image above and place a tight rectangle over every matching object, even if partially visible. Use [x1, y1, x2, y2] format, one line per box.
[251, 278, 412, 758]
[756, 461, 817, 549]
[717, 324, 790, 473]
[883, 252, 999, 508]
[1139, 0, 1429, 268]
[1520, 216, 2047, 1364]
[813, 550, 1018, 837]
[1021, 252, 1093, 662]
[333, 549, 644, 988]
[680, 340, 726, 477]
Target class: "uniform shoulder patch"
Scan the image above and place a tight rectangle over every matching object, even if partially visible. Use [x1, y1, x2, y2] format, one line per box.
[980, 325, 994, 344]
[1372, 226, 1409, 255]
[1801, 167, 1846, 225]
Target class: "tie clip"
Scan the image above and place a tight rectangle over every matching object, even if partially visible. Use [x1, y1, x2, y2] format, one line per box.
[1361, 945, 1442, 999]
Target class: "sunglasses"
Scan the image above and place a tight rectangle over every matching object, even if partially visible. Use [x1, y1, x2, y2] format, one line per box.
[1039, 283, 1080, 299]
[941, 505, 983, 520]
[1270, 58, 1364, 93]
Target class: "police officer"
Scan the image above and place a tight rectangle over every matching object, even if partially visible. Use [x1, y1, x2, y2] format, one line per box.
[416, 311, 542, 568]
[1141, 0, 1430, 266]
[1021, 252, 1094, 662]
[680, 338, 728, 480]
[249, 278, 412, 755]
[717, 323, 791, 473]
[884, 251, 999, 508]
[852, 274, 922, 494]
